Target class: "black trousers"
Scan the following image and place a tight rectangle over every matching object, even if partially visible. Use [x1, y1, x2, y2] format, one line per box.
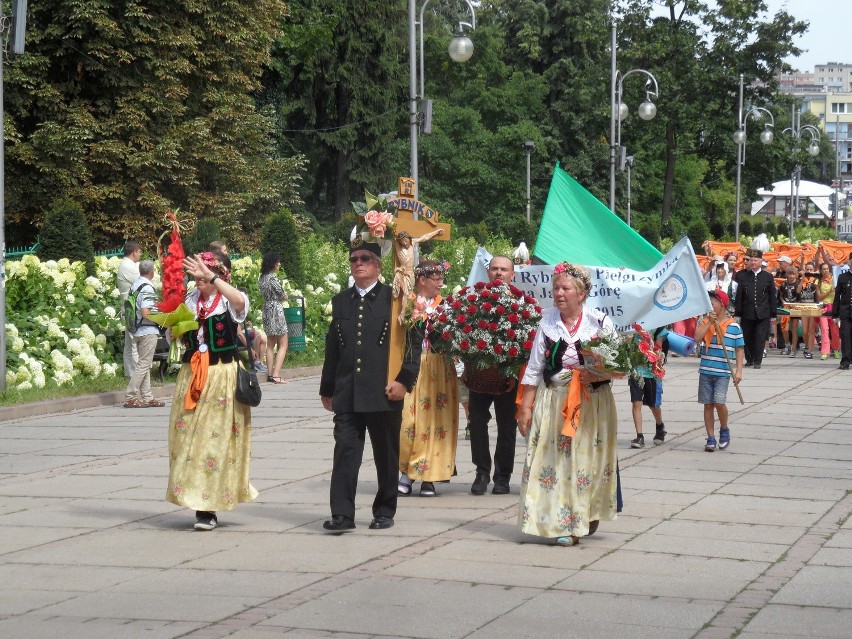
[468, 388, 517, 482]
[330, 410, 402, 520]
[840, 317, 852, 367]
[740, 317, 771, 365]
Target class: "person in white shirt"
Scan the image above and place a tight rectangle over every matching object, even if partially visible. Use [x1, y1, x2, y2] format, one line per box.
[118, 241, 142, 378]
[123, 260, 164, 408]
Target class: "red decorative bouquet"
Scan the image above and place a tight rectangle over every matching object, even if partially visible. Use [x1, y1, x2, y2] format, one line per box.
[581, 323, 665, 384]
[429, 280, 542, 378]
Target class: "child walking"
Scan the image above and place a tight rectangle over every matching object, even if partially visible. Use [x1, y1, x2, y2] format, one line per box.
[629, 327, 669, 448]
[694, 291, 744, 452]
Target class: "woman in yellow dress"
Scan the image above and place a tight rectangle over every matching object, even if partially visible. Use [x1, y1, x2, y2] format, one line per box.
[166, 251, 258, 530]
[398, 260, 458, 496]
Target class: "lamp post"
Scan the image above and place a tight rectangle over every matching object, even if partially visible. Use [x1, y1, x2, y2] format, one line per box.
[782, 103, 821, 243]
[409, 0, 476, 201]
[609, 22, 659, 214]
[523, 140, 535, 222]
[625, 155, 634, 227]
[733, 73, 775, 242]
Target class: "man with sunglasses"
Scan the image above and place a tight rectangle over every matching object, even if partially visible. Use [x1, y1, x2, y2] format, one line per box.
[319, 240, 422, 532]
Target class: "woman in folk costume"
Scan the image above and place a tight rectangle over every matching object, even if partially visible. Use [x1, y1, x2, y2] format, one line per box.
[516, 263, 620, 547]
[398, 260, 458, 497]
[166, 251, 257, 530]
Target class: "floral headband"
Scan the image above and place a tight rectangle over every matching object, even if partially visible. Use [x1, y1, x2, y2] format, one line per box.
[553, 261, 591, 292]
[201, 251, 231, 281]
[415, 260, 450, 278]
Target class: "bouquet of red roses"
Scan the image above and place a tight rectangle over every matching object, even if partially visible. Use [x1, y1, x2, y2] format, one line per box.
[581, 323, 665, 384]
[429, 279, 542, 378]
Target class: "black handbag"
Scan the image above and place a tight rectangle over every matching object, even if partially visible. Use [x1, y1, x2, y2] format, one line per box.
[235, 347, 262, 407]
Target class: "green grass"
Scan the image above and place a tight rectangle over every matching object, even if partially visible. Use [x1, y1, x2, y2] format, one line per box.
[0, 375, 130, 406]
[1, 350, 324, 407]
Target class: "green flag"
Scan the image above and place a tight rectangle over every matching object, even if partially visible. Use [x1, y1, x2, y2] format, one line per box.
[533, 163, 662, 269]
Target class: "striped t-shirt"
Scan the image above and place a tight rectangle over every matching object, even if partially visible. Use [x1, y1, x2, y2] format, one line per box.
[699, 321, 744, 378]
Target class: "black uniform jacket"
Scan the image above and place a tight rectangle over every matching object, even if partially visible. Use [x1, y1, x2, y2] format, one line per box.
[319, 281, 422, 413]
[734, 269, 777, 320]
[834, 271, 852, 320]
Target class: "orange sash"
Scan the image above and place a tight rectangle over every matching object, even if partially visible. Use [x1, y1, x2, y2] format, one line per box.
[560, 373, 589, 438]
[183, 350, 210, 410]
[701, 317, 734, 350]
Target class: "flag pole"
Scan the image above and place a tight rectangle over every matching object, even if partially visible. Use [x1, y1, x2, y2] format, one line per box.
[711, 317, 744, 405]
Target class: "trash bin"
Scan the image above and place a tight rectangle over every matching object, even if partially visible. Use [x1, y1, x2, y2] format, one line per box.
[284, 296, 306, 352]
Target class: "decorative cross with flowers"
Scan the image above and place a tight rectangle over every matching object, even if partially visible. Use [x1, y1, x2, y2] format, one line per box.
[385, 177, 452, 385]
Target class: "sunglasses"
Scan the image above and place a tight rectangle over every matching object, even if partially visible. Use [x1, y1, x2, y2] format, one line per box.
[349, 254, 374, 264]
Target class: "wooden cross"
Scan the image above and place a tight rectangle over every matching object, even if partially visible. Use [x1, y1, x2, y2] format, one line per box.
[386, 177, 452, 385]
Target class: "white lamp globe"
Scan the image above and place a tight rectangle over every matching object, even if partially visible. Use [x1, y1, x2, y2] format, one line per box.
[733, 130, 747, 145]
[448, 35, 474, 63]
[760, 129, 774, 145]
[808, 143, 820, 156]
[638, 101, 657, 121]
[618, 102, 629, 120]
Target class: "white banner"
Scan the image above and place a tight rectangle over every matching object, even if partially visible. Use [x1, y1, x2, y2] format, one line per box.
[465, 238, 712, 332]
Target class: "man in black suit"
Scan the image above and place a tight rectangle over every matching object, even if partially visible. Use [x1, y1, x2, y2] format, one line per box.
[319, 240, 421, 532]
[832, 251, 852, 370]
[465, 255, 518, 496]
[734, 248, 777, 370]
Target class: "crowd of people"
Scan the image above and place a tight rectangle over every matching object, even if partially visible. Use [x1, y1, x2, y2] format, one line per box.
[114, 233, 851, 545]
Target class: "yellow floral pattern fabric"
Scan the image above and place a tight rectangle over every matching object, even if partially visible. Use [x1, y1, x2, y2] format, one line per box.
[166, 361, 258, 511]
[519, 383, 617, 538]
[399, 350, 459, 482]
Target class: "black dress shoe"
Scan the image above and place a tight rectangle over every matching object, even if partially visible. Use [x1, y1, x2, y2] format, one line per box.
[753, 364, 761, 369]
[322, 515, 355, 532]
[368, 516, 394, 530]
[744, 361, 753, 367]
[492, 480, 510, 495]
[839, 364, 850, 370]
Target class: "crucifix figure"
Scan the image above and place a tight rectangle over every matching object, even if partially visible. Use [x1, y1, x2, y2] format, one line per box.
[385, 177, 452, 384]
[392, 228, 444, 323]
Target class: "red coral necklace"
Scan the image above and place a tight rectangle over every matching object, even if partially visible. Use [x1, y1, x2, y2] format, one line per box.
[563, 311, 582, 335]
[197, 292, 222, 320]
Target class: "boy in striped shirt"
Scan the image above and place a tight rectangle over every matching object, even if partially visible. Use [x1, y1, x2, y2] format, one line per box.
[694, 290, 744, 452]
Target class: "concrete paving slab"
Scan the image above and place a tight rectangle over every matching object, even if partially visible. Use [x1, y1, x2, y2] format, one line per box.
[259, 577, 539, 638]
[646, 519, 806, 545]
[621, 530, 786, 562]
[0, 589, 80, 616]
[0, 498, 177, 529]
[0, 616, 206, 639]
[742, 604, 852, 638]
[554, 551, 768, 600]
[466, 590, 722, 638]
[0, 563, 154, 592]
[808, 548, 852, 567]
[770, 565, 852, 607]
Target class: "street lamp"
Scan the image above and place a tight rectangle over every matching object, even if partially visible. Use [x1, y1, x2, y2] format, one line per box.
[625, 155, 634, 227]
[523, 140, 535, 222]
[782, 103, 821, 243]
[733, 73, 775, 242]
[409, 0, 476, 201]
[609, 22, 659, 214]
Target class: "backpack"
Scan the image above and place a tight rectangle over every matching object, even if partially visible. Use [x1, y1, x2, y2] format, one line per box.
[123, 282, 155, 333]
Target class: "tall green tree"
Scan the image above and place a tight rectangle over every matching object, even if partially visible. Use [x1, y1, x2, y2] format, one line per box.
[261, 1, 409, 222]
[4, 0, 303, 248]
[617, 0, 808, 224]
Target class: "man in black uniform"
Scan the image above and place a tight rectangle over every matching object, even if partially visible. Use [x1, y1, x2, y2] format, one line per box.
[319, 240, 421, 532]
[832, 251, 852, 370]
[734, 248, 777, 370]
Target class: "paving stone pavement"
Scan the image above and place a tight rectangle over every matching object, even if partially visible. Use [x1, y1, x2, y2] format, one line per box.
[0, 353, 850, 638]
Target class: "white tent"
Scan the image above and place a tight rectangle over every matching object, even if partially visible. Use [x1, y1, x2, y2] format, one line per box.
[750, 179, 843, 219]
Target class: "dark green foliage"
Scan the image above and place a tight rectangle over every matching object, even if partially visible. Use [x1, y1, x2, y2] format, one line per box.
[765, 218, 778, 237]
[37, 198, 95, 275]
[709, 221, 725, 240]
[185, 219, 223, 256]
[739, 217, 753, 237]
[261, 209, 305, 285]
[4, 1, 303, 249]
[687, 219, 711, 255]
[752, 219, 766, 236]
[637, 221, 660, 250]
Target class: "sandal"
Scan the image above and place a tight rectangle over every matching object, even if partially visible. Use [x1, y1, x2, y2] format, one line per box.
[556, 536, 580, 547]
[397, 478, 413, 495]
[123, 398, 143, 408]
[587, 520, 599, 536]
[144, 399, 166, 408]
[267, 376, 285, 384]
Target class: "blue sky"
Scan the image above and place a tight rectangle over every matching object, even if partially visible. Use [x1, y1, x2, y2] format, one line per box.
[765, 0, 845, 72]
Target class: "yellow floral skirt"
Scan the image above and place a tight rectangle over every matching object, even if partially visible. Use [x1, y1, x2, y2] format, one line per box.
[518, 382, 618, 538]
[399, 351, 459, 482]
[166, 360, 258, 511]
